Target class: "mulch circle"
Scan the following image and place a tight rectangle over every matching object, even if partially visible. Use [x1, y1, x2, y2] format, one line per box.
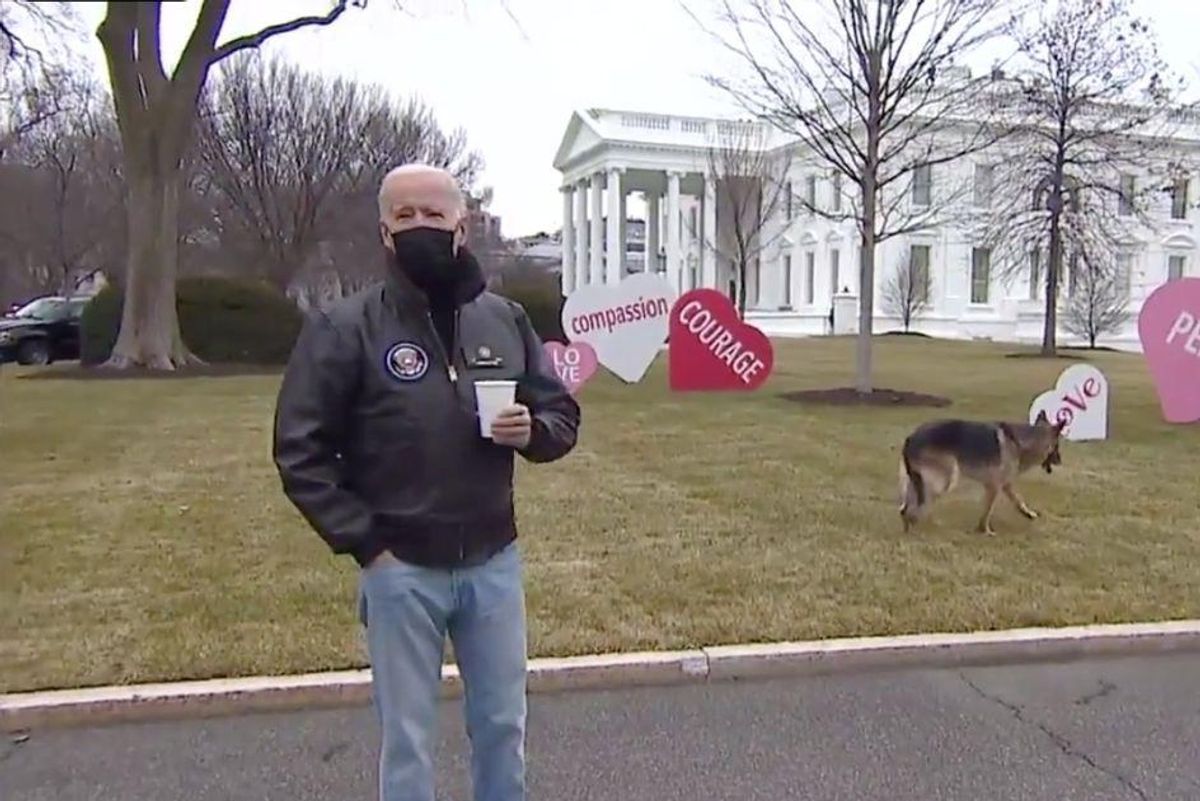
[779, 387, 952, 407]
[1003, 352, 1083, 361]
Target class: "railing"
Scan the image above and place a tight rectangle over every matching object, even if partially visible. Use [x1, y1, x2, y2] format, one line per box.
[610, 112, 764, 139]
[619, 113, 671, 131]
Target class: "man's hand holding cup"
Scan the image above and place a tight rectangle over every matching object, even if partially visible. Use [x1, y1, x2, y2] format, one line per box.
[490, 404, 532, 448]
[474, 379, 530, 448]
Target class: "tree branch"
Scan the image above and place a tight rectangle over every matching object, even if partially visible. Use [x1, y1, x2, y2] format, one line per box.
[211, 1, 356, 62]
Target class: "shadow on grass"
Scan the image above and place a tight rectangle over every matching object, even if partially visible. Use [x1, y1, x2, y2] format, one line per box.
[19, 363, 283, 380]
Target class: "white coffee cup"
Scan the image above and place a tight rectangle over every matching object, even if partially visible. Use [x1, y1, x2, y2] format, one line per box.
[474, 379, 517, 438]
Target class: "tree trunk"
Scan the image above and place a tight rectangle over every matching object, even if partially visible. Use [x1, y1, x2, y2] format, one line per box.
[104, 168, 197, 370]
[1042, 206, 1062, 357]
[738, 259, 747, 318]
[856, 169, 877, 394]
[856, 52, 883, 396]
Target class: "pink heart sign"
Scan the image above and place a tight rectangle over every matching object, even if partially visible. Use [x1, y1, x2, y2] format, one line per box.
[1138, 277, 1200, 424]
[543, 341, 598, 395]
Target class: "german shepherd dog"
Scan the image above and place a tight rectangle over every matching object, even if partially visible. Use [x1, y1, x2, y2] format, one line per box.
[898, 410, 1065, 535]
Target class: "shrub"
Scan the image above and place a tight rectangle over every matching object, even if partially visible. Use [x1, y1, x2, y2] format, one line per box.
[495, 273, 565, 343]
[81, 276, 303, 366]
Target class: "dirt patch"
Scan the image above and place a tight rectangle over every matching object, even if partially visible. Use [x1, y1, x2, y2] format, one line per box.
[780, 387, 952, 407]
[19, 363, 282, 380]
[880, 330, 933, 338]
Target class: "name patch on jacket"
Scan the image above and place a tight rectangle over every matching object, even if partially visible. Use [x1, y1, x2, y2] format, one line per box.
[385, 342, 429, 381]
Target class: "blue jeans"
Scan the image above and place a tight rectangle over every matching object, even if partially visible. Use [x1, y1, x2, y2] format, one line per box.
[358, 541, 527, 801]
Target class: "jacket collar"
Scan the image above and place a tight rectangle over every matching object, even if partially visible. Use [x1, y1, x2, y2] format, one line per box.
[384, 245, 487, 315]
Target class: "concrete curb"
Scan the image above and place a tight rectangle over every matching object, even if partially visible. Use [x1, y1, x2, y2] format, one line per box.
[4, 620, 1199, 731]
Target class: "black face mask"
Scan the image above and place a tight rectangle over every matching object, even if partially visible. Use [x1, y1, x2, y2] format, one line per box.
[390, 227, 458, 295]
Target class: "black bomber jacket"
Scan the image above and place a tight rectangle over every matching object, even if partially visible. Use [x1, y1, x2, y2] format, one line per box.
[272, 252, 580, 569]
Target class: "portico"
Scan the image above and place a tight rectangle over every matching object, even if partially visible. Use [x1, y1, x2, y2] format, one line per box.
[552, 109, 840, 336]
[553, 111, 741, 298]
[556, 168, 707, 295]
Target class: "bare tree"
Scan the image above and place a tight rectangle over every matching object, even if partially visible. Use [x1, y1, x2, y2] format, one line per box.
[981, 0, 1185, 356]
[93, 0, 378, 370]
[1061, 257, 1132, 349]
[694, 120, 791, 318]
[195, 52, 481, 293]
[692, 0, 1013, 394]
[0, 72, 124, 302]
[12, 79, 122, 291]
[881, 252, 931, 333]
[0, 1, 80, 162]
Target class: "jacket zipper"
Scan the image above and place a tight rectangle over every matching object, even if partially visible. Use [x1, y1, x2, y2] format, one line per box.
[425, 310, 459, 384]
[428, 308, 466, 563]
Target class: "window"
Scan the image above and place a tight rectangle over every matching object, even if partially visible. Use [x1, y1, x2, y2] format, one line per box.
[1067, 252, 1079, 296]
[973, 164, 994, 207]
[970, 247, 991, 304]
[753, 259, 761, 307]
[909, 244, 931, 302]
[830, 249, 841, 297]
[785, 180, 793, 220]
[912, 164, 932, 207]
[1118, 174, 1135, 216]
[1115, 253, 1134, 295]
[805, 252, 816, 305]
[805, 175, 817, 211]
[832, 172, 843, 212]
[783, 254, 793, 306]
[1028, 249, 1041, 300]
[1171, 178, 1189, 220]
[1168, 254, 1186, 281]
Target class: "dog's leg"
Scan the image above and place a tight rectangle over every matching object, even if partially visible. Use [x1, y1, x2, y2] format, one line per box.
[976, 483, 999, 535]
[942, 460, 960, 496]
[900, 480, 922, 532]
[1002, 483, 1039, 520]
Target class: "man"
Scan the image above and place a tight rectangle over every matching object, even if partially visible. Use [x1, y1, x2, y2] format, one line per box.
[273, 164, 580, 801]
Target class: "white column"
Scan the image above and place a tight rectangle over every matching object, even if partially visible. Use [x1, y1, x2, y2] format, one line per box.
[589, 173, 604, 287]
[560, 186, 575, 296]
[646, 193, 660, 274]
[574, 180, 588, 286]
[618, 192, 627, 275]
[702, 172, 717, 288]
[666, 171, 682, 294]
[605, 167, 624, 285]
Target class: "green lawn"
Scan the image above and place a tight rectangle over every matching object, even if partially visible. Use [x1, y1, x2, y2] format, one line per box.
[1, 337, 1198, 694]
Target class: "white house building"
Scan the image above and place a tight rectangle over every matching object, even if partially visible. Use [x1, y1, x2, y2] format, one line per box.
[552, 104, 1200, 349]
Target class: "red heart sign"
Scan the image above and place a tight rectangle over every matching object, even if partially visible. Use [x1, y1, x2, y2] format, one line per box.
[668, 289, 774, 391]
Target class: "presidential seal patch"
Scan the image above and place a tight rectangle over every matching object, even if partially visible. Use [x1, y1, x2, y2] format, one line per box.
[385, 342, 429, 381]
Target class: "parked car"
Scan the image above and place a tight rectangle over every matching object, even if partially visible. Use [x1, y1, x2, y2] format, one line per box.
[0, 295, 91, 365]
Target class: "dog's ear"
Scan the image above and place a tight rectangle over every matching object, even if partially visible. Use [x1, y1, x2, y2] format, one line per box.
[1053, 419, 1066, 435]
[1034, 409, 1049, 426]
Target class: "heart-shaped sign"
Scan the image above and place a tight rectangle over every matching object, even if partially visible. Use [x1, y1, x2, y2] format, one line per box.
[1138, 277, 1200, 424]
[1027, 363, 1109, 441]
[542, 340, 598, 394]
[560, 272, 675, 383]
[668, 288, 774, 391]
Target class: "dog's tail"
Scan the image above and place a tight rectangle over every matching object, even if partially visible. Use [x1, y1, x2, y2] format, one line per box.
[900, 437, 925, 509]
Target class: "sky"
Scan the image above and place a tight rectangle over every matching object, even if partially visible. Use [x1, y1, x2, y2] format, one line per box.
[67, 0, 1200, 239]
